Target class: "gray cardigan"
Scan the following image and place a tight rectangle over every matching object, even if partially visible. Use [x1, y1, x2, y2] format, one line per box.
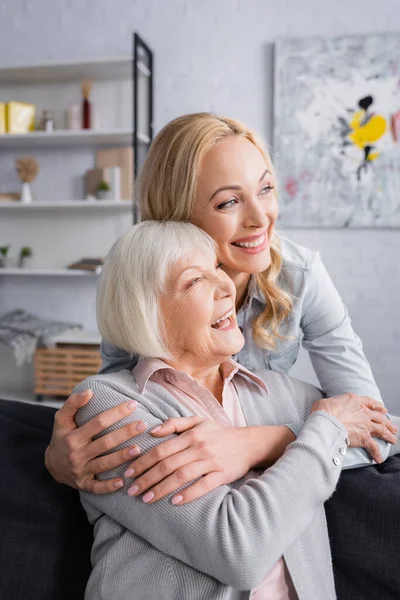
[74, 368, 368, 600]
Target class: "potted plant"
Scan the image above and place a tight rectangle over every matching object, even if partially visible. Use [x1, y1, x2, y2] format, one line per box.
[96, 180, 111, 200]
[19, 246, 33, 268]
[0, 245, 10, 268]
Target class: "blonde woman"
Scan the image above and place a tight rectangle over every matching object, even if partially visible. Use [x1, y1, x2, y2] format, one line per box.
[45, 112, 396, 495]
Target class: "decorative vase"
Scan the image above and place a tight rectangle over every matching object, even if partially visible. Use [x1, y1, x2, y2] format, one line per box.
[0, 255, 7, 268]
[97, 190, 112, 201]
[21, 182, 33, 204]
[19, 256, 33, 269]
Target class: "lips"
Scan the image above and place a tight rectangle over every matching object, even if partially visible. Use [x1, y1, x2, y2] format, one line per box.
[231, 230, 267, 245]
[211, 308, 234, 327]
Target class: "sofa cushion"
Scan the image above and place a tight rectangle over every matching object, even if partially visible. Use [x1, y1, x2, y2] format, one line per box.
[0, 399, 92, 600]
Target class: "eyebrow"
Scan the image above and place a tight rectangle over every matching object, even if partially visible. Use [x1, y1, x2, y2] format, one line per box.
[208, 169, 271, 203]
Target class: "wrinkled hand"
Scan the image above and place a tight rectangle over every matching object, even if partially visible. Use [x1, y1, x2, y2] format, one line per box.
[124, 416, 254, 505]
[312, 393, 398, 463]
[45, 390, 146, 493]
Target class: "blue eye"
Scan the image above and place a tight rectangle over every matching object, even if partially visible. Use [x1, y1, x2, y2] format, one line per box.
[260, 185, 274, 194]
[189, 277, 202, 286]
[216, 199, 238, 210]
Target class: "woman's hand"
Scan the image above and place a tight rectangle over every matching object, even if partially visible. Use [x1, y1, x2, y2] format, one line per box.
[124, 417, 294, 505]
[45, 390, 147, 493]
[312, 393, 398, 463]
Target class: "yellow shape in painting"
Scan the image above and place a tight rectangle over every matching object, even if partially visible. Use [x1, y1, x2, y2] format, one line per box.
[349, 112, 387, 150]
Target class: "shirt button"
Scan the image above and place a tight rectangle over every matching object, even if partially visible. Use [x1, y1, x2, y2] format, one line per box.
[340, 447, 347, 456]
[333, 457, 341, 466]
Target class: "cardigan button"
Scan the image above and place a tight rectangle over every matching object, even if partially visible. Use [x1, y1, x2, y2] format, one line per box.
[333, 457, 341, 466]
[340, 447, 347, 456]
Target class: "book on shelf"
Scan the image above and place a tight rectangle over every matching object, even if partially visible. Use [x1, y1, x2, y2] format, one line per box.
[67, 257, 103, 273]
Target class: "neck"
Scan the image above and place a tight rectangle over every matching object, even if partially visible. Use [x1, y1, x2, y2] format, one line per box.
[222, 267, 251, 311]
[163, 357, 226, 403]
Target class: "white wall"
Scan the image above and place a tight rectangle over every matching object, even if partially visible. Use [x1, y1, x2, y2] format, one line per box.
[0, 0, 399, 409]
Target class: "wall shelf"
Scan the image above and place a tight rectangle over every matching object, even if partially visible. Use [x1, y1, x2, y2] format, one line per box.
[0, 129, 150, 150]
[0, 268, 100, 276]
[0, 200, 132, 210]
[0, 56, 150, 84]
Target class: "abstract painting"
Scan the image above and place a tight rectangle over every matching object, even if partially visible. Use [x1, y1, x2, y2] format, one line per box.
[273, 33, 400, 227]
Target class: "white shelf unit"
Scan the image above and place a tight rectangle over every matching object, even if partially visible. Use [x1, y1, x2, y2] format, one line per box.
[0, 56, 150, 84]
[0, 200, 132, 209]
[0, 268, 100, 276]
[0, 129, 150, 149]
[0, 54, 141, 274]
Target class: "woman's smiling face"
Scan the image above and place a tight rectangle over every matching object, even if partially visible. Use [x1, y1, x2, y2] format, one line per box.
[160, 249, 245, 367]
[191, 136, 279, 278]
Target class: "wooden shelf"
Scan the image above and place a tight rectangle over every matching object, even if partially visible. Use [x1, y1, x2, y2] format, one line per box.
[0, 129, 150, 150]
[0, 268, 100, 276]
[0, 200, 132, 210]
[0, 56, 150, 85]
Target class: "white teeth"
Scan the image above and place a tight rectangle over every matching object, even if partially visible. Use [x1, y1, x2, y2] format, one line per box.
[211, 309, 233, 326]
[234, 235, 265, 248]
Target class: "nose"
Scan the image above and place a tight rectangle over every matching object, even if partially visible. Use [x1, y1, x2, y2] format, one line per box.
[242, 193, 271, 229]
[213, 269, 236, 301]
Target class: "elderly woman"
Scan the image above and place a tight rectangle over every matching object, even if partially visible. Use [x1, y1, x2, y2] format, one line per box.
[74, 221, 399, 600]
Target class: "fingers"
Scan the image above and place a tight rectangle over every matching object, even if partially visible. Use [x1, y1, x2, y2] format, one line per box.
[127, 459, 212, 503]
[124, 434, 192, 479]
[73, 400, 141, 446]
[359, 397, 388, 413]
[83, 477, 125, 494]
[363, 407, 398, 444]
[89, 445, 141, 475]
[150, 416, 203, 436]
[362, 436, 383, 464]
[171, 472, 223, 505]
[126, 447, 202, 497]
[54, 390, 93, 428]
[84, 419, 147, 461]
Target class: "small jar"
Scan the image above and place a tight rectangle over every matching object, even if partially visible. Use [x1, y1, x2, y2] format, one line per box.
[66, 102, 81, 130]
[41, 110, 54, 132]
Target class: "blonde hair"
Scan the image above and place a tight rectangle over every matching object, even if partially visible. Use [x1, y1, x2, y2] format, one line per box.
[137, 112, 292, 349]
[97, 221, 217, 359]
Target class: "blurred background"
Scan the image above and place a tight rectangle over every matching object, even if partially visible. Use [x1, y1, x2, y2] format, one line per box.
[0, 0, 399, 411]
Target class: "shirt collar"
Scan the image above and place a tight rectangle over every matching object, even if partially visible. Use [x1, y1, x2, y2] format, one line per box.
[239, 275, 264, 312]
[132, 356, 268, 394]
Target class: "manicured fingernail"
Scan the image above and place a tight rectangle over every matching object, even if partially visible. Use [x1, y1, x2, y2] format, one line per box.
[114, 480, 123, 489]
[80, 390, 92, 398]
[150, 425, 161, 433]
[127, 401, 137, 410]
[128, 447, 140, 457]
[142, 492, 154, 503]
[171, 495, 183, 505]
[136, 421, 147, 432]
[124, 468, 135, 478]
[128, 484, 139, 496]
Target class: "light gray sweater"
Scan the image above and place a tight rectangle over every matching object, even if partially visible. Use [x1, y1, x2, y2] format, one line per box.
[74, 367, 367, 600]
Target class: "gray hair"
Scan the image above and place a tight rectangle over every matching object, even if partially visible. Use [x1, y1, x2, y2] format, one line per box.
[97, 220, 217, 359]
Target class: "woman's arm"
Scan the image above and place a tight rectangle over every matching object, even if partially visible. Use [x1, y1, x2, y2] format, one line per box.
[297, 252, 393, 467]
[300, 251, 381, 401]
[74, 378, 347, 590]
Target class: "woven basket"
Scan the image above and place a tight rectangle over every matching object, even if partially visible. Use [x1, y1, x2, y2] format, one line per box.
[34, 343, 101, 398]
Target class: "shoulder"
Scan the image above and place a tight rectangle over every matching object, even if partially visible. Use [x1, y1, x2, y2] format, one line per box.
[73, 369, 193, 424]
[278, 234, 317, 273]
[73, 369, 140, 399]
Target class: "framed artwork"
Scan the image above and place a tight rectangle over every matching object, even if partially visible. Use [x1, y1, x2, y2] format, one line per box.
[273, 33, 400, 227]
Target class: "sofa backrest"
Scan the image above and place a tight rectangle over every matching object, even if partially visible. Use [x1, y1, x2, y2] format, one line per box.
[0, 399, 92, 600]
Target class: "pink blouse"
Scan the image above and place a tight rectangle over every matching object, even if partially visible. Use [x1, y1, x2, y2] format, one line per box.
[133, 357, 298, 600]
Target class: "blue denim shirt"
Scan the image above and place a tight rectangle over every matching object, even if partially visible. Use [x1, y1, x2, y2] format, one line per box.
[99, 235, 389, 468]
